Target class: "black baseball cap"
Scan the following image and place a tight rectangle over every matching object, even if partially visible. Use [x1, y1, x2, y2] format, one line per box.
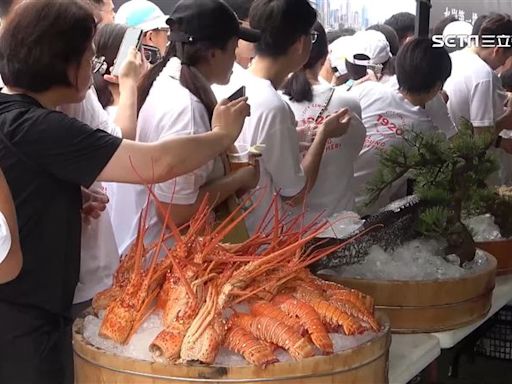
[167, 0, 260, 44]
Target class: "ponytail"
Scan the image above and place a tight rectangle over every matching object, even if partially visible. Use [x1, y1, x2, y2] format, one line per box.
[282, 70, 313, 103]
[282, 20, 328, 104]
[175, 41, 217, 121]
[137, 40, 224, 122]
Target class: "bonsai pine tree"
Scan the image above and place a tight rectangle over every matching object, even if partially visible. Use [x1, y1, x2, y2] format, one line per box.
[365, 120, 499, 265]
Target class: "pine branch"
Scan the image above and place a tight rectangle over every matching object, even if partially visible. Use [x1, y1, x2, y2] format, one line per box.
[364, 119, 502, 264]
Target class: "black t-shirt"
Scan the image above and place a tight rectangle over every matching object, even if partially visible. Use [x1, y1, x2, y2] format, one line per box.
[0, 93, 122, 317]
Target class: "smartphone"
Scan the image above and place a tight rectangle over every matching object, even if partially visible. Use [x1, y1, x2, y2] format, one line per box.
[142, 44, 162, 65]
[227, 86, 246, 102]
[111, 27, 143, 76]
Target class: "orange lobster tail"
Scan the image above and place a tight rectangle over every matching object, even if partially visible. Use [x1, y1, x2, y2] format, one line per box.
[224, 324, 278, 367]
[231, 313, 315, 360]
[250, 301, 304, 335]
[272, 294, 333, 354]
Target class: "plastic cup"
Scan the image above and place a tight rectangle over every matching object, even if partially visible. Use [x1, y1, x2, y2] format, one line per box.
[228, 144, 250, 172]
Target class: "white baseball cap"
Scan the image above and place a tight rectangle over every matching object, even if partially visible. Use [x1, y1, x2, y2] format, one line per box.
[115, 0, 169, 32]
[329, 36, 352, 76]
[344, 30, 391, 66]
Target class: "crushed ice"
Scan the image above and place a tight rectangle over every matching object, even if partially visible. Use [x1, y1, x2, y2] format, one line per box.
[464, 214, 503, 242]
[316, 211, 365, 239]
[83, 313, 163, 362]
[83, 309, 381, 366]
[321, 238, 489, 281]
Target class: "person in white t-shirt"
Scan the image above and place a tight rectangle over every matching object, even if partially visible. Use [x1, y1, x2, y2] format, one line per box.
[350, 38, 456, 213]
[444, 14, 512, 140]
[237, 0, 351, 235]
[384, 75, 456, 138]
[91, 23, 147, 241]
[281, 21, 366, 223]
[111, 0, 261, 255]
[345, 30, 392, 86]
[92, 23, 131, 121]
[0, 168, 22, 284]
[211, 0, 256, 101]
[366, 24, 400, 84]
[115, 0, 170, 56]
[346, 30, 457, 146]
[444, 14, 512, 185]
[319, 35, 353, 87]
[57, 40, 144, 313]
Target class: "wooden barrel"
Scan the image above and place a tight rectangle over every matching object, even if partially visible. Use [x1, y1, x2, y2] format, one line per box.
[73, 312, 391, 384]
[318, 253, 497, 333]
[476, 240, 512, 276]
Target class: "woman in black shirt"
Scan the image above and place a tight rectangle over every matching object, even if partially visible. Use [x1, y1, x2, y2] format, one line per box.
[0, 1, 251, 383]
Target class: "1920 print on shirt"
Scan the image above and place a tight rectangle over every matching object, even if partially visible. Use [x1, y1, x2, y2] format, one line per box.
[297, 102, 345, 154]
[363, 110, 411, 153]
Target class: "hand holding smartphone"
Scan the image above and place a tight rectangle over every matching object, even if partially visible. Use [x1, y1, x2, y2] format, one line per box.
[227, 86, 246, 102]
[111, 27, 143, 76]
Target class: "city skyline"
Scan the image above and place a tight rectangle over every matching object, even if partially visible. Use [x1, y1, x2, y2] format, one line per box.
[312, 0, 416, 31]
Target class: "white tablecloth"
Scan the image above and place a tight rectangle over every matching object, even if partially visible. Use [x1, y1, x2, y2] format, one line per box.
[388, 334, 440, 384]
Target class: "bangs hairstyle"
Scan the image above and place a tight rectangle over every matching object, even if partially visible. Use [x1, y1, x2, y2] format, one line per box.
[249, 0, 317, 57]
[0, 0, 96, 93]
[396, 37, 452, 94]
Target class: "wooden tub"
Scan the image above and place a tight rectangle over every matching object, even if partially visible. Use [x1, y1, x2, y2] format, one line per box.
[318, 253, 497, 333]
[477, 239, 512, 276]
[73, 312, 391, 384]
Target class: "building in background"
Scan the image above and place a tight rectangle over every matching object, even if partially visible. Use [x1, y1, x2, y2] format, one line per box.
[112, 0, 416, 32]
[313, 0, 415, 31]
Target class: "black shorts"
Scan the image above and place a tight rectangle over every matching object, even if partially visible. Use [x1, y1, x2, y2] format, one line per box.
[0, 302, 73, 384]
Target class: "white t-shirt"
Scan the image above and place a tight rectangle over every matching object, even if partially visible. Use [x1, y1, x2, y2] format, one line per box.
[350, 81, 454, 213]
[110, 58, 224, 255]
[385, 75, 457, 137]
[105, 105, 118, 121]
[444, 49, 512, 185]
[281, 84, 366, 223]
[58, 88, 122, 304]
[444, 49, 508, 128]
[0, 212, 11, 265]
[103, 105, 125, 223]
[236, 72, 306, 235]
[211, 62, 250, 101]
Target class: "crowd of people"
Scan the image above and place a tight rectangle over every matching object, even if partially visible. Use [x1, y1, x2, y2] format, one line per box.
[0, 0, 512, 383]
